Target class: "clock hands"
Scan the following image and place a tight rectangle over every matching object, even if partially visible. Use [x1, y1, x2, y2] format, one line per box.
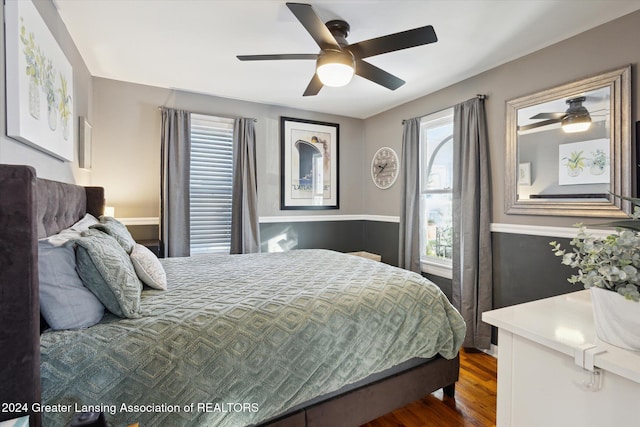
[375, 162, 388, 176]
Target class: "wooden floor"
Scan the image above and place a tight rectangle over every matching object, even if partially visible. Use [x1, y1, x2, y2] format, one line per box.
[361, 349, 497, 427]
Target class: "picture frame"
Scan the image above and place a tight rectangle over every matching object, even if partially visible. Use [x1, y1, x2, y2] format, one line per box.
[4, 0, 74, 161]
[518, 162, 531, 186]
[78, 117, 92, 170]
[558, 139, 610, 186]
[280, 116, 339, 210]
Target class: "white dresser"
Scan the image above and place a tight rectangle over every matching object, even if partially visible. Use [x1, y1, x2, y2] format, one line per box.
[482, 290, 640, 427]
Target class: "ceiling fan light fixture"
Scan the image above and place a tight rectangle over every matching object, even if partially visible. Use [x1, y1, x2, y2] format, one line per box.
[561, 97, 591, 133]
[316, 49, 355, 87]
[561, 116, 591, 133]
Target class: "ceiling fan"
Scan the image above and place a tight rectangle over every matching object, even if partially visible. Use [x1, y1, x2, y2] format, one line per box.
[237, 2, 438, 96]
[519, 96, 593, 133]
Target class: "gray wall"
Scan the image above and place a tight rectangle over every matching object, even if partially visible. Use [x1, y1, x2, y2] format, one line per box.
[6, 6, 638, 229]
[518, 121, 609, 198]
[359, 10, 640, 312]
[0, 0, 93, 185]
[491, 233, 582, 308]
[4, 4, 640, 315]
[91, 78, 365, 218]
[362, 10, 640, 227]
[259, 220, 400, 266]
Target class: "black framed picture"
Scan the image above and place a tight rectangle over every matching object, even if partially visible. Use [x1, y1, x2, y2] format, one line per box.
[280, 116, 339, 210]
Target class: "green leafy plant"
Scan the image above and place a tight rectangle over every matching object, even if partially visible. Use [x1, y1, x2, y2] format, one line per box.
[590, 149, 608, 170]
[58, 74, 72, 121]
[42, 58, 56, 106]
[19, 18, 44, 86]
[563, 150, 586, 173]
[550, 195, 640, 302]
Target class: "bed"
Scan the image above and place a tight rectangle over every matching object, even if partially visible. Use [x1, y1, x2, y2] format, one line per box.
[0, 164, 465, 427]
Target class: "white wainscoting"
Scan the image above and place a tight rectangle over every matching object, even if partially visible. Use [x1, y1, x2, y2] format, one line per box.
[117, 217, 159, 226]
[259, 215, 400, 223]
[490, 223, 613, 239]
[259, 217, 613, 239]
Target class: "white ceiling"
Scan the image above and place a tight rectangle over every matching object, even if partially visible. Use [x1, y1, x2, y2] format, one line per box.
[53, 0, 640, 119]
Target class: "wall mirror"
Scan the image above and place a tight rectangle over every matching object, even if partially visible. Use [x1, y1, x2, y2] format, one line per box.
[505, 65, 632, 217]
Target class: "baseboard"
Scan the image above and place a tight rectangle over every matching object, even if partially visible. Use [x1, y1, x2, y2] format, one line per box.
[482, 344, 498, 358]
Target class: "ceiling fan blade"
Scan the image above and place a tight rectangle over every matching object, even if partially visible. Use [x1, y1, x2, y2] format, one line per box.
[530, 112, 566, 120]
[303, 73, 323, 96]
[348, 25, 437, 59]
[286, 3, 341, 50]
[355, 59, 405, 90]
[237, 54, 318, 61]
[518, 118, 561, 132]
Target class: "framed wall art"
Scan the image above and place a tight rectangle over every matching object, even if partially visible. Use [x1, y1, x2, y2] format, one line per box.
[280, 116, 339, 210]
[518, 162, 531, 186]
[5, 0, 74, 161]
[558, 139, 609, 186]
[78, 117, 92, 170]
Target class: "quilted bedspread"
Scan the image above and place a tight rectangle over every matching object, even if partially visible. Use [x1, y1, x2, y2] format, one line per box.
[40, 249, 465, 426]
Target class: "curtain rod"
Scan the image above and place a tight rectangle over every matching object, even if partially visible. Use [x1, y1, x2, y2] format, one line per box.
[157, 106, 257, 122]
[401, 94, 487, 124]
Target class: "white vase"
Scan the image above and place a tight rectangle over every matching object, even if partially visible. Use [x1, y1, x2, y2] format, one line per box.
[566, 166, 582, 177]
[62, 117, 69, 140]
[590, 287, 640, 351]
[28, 79, 40, 119]
[47, 104, 57, 131]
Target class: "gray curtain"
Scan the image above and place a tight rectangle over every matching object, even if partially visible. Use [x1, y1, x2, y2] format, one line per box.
[399, 117, 421, 273]
[160, 107, 191, 258]
[230, 118, 261, 254]
[452, 96, 493, 350]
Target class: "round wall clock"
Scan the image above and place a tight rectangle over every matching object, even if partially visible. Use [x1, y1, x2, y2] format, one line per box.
[371, 147, 400, 189]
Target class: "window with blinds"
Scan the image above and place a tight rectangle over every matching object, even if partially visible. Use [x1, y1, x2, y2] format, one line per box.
[189, 114, 234, 254]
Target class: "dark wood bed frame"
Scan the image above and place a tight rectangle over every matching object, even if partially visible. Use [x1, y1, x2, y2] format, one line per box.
[0, 164, 459, 427]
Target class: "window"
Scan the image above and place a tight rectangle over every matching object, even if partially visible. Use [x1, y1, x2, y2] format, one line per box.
[189, 114, 234, 254]
[420, 108, 454, 277]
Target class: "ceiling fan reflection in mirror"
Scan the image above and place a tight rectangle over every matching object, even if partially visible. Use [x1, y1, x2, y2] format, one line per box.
[519, 96, 596, 133]
[237, 2, 438, 96]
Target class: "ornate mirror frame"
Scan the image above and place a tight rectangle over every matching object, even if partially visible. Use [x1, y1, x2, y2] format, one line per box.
[505, 65, 632, 217]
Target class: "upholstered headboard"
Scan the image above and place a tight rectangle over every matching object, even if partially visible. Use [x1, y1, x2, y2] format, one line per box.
[0, 164, 105, 427]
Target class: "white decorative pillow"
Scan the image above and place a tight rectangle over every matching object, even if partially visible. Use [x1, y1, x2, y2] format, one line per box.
[38, 239, 105, 330]
[130, 244, 167, 290]
[46, 228, 82, 246]
[70, 213, 99, 231]
[45, 213, 99, 247]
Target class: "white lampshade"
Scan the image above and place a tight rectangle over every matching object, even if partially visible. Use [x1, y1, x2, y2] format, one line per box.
[316, 49, 355, 87]
[562, 121, 592, 133]
[104, 206, 115, 217]
[317, 62, 355, 87]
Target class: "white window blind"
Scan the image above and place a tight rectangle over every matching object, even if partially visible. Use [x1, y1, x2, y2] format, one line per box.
[189, 114, 234, 254]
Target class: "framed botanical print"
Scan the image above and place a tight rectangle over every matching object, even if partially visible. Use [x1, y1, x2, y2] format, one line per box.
[518, 162, 531, 186]
[280, 116, 339, 210]
[5, 0, 74, 161]
[78, 117, 92, 170]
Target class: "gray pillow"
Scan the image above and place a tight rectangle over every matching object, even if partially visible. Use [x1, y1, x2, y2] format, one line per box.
[38, 239, 105, 330]
[90, 216, 136, 254]
[72, 229, 144, 318]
